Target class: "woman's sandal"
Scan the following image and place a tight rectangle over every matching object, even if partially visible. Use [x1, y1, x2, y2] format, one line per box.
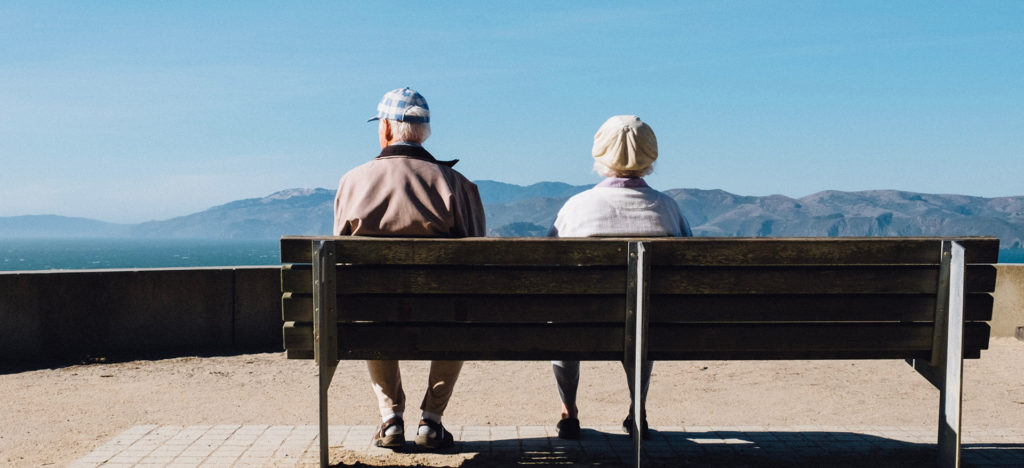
[372, 416, 405, 448]
[415, 419, 455, 450]
[622, 415, 650, 440]
[556, 417, 581, 440]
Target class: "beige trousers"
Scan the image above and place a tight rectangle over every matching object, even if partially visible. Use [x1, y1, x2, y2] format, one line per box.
[367, 360, 463, 418]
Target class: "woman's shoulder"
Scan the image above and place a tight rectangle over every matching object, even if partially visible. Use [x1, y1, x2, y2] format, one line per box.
[562, 186, 605, 204]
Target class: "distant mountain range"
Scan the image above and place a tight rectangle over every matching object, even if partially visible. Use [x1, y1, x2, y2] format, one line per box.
[2, 181, 1022, 249]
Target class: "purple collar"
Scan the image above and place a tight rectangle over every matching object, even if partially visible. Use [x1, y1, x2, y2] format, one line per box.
[596, 177, 649, 189]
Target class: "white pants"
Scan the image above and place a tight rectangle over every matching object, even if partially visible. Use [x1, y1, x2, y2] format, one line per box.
[551, 360, 653, 416]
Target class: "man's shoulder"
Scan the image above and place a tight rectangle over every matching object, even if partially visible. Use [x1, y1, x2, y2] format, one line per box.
[338, 158, 378, 181]
[340, 156, 477, 189]
[342, 156, 419, 177]
[441, 164, 476, 185]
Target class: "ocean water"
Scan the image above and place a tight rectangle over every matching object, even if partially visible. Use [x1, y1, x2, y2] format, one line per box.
[1, 238, 1022, 271]
[1001, 248, 1024, 264]
[0, 238, 280, 271]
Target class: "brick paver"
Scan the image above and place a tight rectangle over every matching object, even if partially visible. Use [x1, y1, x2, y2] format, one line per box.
[70, 425, 1024, 467]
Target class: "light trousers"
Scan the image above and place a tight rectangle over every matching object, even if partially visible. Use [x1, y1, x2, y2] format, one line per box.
[552, 360, 653, 415]
[367, 360, 463, 418]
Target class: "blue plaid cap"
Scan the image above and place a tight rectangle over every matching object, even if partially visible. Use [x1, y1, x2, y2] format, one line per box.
[368, 87, 430, 123]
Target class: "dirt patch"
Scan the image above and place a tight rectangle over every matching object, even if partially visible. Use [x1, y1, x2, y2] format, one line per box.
[2, 339, 1022, 466]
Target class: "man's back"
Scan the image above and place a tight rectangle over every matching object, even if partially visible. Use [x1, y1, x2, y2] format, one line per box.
[334, 151, 485, 237]
[338, 87, 483, 451]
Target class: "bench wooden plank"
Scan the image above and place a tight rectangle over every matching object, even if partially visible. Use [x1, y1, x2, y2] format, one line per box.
[281, 322, 989, 360]
[642, 237, 999, 265]
[287, 349, 314, 360]
[649, 294, 994, 323]
[282, 264, 996, 295]
[283, 293, 626, 323]
[283, 265, 626, 295]
[282, 292, 994, 323]
[284, 322, 625, 360]
[281, 236, 1000, 265]
[651, 266, 940, 294]
[651, 265, 997, 294]
[282, 237, 629, 265]
[648, 323, 990, 360]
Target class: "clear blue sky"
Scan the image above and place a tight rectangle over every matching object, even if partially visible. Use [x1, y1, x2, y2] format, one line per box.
[2, 2, 1022, 223]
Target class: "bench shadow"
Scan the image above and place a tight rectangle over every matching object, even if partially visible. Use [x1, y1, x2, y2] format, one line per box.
[328, 430, 1024, 468]
[963, 442, 1024, 467]
[0, 345, 282, 374]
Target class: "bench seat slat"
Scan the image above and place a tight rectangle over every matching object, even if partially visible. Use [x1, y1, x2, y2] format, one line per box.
[650, 293, 994, 323]
[283, 265, 626, 295]
[649, 323, 990, 360]
[282, 322, 989, 361]
[282, 264, 996, 295]
[281, 237, 1000, 265]
[282, 292, 994, 323]
[642, 237, 999, 265]
[651, 265, 997, 294]
[287, 349, 313, 360]
[282, 237, 629, 266]
[283, 293, 626, 323]
[284, 322, 625, 360]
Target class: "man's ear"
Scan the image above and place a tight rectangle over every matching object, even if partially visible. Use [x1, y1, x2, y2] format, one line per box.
[382, 120, 393, 142]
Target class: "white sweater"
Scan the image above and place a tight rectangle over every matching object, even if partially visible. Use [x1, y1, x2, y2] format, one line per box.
[550, 178, 691, 238]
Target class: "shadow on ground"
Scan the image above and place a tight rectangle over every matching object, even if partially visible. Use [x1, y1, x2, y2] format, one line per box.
[327, 430, 1024, 468]
[0, 345, 281, 374]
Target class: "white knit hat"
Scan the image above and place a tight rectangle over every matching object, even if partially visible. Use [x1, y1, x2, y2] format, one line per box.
[592, 115, 658, 173]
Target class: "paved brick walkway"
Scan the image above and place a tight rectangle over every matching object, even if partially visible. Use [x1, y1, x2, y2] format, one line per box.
[70, 424, 1024, 467]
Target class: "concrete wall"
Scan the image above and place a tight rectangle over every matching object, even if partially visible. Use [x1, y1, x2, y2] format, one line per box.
[2, 264, 1022, 363]
[0, 267, 280, 361]
[992, 264, 1024, 338]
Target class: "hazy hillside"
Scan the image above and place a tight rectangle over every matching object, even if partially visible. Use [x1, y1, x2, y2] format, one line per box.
[2, 181, 1022, 248]
[475, 180, 589, 204]
[477, 180, 589, 236]
[0, 215, 130, 238]
[128, 181, 589, 239]
[132, 188, 334, 239]
[669, 188, 1024, 248]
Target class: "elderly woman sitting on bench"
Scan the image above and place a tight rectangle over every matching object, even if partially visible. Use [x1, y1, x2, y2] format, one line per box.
[548, 115, 692, 440]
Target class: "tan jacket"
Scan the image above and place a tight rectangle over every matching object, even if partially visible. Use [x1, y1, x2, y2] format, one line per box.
[333, 146, 486, 237]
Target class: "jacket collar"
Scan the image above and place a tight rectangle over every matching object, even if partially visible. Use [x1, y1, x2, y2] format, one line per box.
[376, 145, 458, 167]
[596, 177, 649, 188]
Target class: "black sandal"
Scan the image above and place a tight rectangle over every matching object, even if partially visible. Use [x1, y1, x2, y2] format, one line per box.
[414, 419, 455, 450]
[622, 415, 650, 440]
[556, 417, 581, 440]
[372, 416, 405, 448]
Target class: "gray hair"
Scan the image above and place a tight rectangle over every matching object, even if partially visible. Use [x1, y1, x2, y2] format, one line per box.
[593, 160, 654, 178]
[387, 106, 431, 143]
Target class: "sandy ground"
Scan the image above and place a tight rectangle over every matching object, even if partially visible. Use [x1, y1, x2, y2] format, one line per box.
[1, 338, 1022, 467]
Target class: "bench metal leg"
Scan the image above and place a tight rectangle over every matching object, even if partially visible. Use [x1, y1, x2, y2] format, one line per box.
[936, 241, 966, 468]
[313, 240, 339, 468]
[909, 241, 966, 468]
[625, 241, 650, 468]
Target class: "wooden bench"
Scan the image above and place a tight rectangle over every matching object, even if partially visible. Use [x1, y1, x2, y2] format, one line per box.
[280, 236, 999, 468]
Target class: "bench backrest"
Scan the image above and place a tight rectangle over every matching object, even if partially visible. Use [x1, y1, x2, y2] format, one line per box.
[281, 237, 999, 362]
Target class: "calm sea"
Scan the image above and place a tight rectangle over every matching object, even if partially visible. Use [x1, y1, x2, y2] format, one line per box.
[1, 238, 1023, 271]
[0, 238, 280, 271]
[1001, 248, 1024, 263]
